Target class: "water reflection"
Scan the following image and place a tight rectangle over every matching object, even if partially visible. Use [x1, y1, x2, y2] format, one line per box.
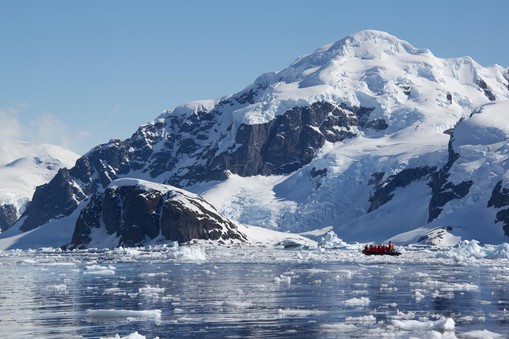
[0, 249, 508, 338]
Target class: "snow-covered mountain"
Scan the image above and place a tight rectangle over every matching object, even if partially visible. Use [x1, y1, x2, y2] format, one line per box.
[0, 142, 79, 232]
[4, 30, 509, 248]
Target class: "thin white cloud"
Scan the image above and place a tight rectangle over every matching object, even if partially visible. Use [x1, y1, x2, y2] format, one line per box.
[109, 104, 122, 116]
[0, 105, 25, 164]
[0, 105, 83, 163]
[29, 112, 71, 149]
[0, 106, 23, 141]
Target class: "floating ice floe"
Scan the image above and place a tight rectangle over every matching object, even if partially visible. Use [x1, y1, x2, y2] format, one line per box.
[344, 297, 370, 306]
[174, 245, 206, 261]
[278, 308, 327, 318]
[44, 284, 67, 294]
[139, 285, 165, 299]
[345, 314, 376, 324]
[101, 331, 147, 339]
[274, 274, 292, 284]
[85, 309, 161, 321]
[391, 317, 455, 331]
[460, 329, 505, 338]
[319, 323, 358, 332]
[279, 238, 315, 249]
[83, 264, 116, 275]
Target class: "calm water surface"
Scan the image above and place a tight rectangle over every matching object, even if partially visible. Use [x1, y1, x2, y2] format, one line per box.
[0, 246, 508, 338]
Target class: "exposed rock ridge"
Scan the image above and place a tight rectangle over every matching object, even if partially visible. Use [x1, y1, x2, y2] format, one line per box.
[20, 101, 381, 232]
[69, 184, 247, 249]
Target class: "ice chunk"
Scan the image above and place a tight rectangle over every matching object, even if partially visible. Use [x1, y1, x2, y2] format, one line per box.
[318, 231, 352, 249]
[85, 309, 162, 321]
[415, 291, 425, 301]
[274, 274, 292, 284]
[460, 329, 505, 338]
[278, 308, 327, 317]
[392, 317, 455, 331]
[83, 264, 116, 275]
[344, 297, 370, 306]
[176, 246, 206, 261]
[440, 240, 509, 260]
[45, 284, 67, 294]
[320, 323, 358, 332]
[486, 243, 509, 259]
[139, 285, 165, 299]
[100, 331, 147, 339]
[345, 315, 376, 324]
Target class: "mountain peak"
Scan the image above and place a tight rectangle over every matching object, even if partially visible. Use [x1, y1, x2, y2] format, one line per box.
[345, 29, 430, 56]
[290, 30, 429, 71]
[252, 30, 436, 94]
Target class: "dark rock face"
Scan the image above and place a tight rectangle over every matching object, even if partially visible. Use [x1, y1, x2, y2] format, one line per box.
[476, 78, 496, 101]
[368, 167, 435, 212]
[19, 168, 87, 232]
[428, 137, 473, 222]
[212, 102, 377, 177]
[20, 100, 382, 233]
[367, 131, 475, 222]
[0, 204, 17, 232]
[487, 180, 509, 236]
[69, 184, 247, 249]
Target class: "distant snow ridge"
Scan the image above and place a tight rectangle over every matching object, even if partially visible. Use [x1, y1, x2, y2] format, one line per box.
[5, 30, 509, 248]
[0, 142, 79, 232]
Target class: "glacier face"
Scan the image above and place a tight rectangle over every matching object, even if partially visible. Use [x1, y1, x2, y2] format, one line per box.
[6, 30, 509, 247]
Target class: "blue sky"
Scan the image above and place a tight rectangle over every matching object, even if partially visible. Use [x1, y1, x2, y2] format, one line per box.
[1, 0, 508, 155]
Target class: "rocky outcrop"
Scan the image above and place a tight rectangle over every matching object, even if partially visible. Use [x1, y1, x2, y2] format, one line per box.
[0, 204, 17, 232]
[19, 168, 87, 232]
[476, 78, 496, 101]
[368, 167, 435, 212]
[428, 137, 473, 222]
[417, 226, 456, 246]
[367, 130, 475, 223]
[68, 182, 247, 249]
[487, 181, 509, 236]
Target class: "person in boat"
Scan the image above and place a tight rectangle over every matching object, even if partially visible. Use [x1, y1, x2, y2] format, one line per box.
[388, 241, 394, 252]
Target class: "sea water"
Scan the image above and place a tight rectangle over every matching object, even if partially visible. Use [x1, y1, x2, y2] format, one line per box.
[0, 244, 508, 338]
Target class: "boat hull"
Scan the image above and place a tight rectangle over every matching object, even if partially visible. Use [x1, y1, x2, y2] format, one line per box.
[362, 250, 401, 256]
